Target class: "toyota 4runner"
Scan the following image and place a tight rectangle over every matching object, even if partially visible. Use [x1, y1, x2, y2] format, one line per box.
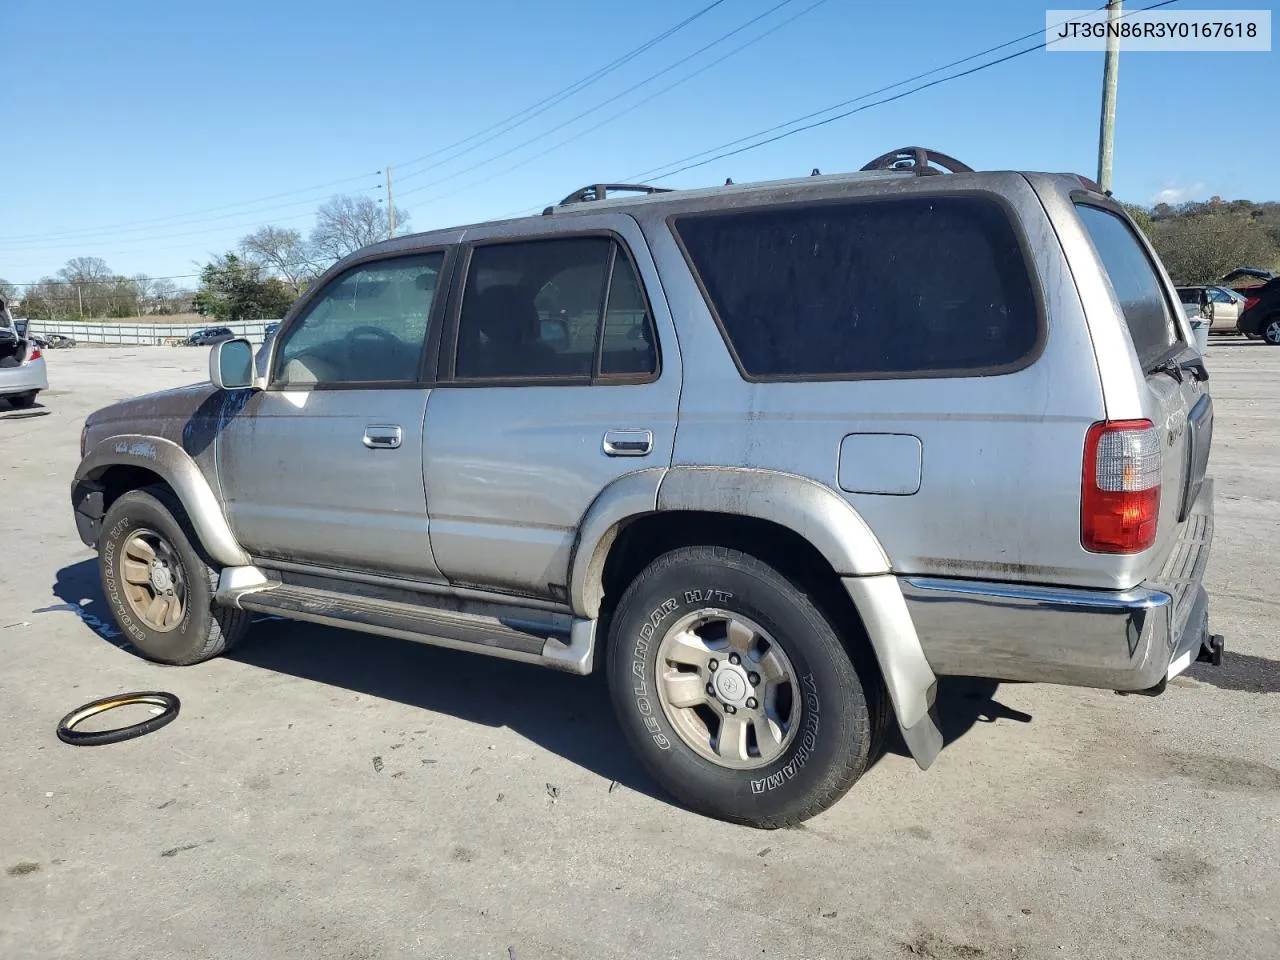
[71, 148, 1221, 827]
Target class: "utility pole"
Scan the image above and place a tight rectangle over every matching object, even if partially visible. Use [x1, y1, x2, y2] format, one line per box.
[1096, 0, 1122, 193]
[386, 166, 397, 238]
[76, 284, 83, 320]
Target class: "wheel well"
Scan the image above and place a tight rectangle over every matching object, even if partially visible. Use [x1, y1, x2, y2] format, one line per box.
[95, 465, 171, 509]
[600, 511, 876, 672]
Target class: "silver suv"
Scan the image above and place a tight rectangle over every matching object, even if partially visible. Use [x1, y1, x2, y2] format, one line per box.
[71, 150, 1220, 827]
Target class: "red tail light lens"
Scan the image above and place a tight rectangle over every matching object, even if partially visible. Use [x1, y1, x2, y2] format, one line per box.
[1082, 420, 1161, 554]
[1244, 296, 1260, 311]
[28, 346, 42, 361]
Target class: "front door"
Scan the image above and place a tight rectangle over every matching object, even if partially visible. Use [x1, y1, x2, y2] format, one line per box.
[217, 250, 450, 579]
[423, 224, 681, 599]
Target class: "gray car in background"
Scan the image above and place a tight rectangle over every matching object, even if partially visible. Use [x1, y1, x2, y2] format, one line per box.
[70, 149, 1220, 827]
[0, 308, 48, 409]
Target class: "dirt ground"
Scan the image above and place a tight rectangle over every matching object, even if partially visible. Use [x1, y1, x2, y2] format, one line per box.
[1, 342, 1277, 960]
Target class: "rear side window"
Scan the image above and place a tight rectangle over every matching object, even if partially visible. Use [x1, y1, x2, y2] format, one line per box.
[672, 196, 1040, 379]
[1075, 204, 1181, 369]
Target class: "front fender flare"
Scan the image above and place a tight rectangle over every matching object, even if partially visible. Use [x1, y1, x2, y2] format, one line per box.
[73, 434, 250, 568]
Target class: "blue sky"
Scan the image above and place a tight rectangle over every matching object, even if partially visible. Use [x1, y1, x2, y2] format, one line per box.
[1, 0, 1275, 287]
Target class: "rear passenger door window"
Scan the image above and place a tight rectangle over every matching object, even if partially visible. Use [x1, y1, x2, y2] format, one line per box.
[672, 196, 1041, 379]
[452, 236, 657, 381]
[273, 252, 444, 386]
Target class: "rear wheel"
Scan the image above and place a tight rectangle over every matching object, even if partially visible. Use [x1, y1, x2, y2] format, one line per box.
[99, 486, 249, 665]
[1263, 316, 1280, 346]
[606, 545, 876, 828]
[6, 391, 37, 408]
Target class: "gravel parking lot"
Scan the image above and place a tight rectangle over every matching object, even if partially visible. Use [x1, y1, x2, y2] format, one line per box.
[2, 343, 1277, 960]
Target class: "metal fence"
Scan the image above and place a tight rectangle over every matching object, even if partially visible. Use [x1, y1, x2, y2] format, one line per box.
[25, 318, 281, 346]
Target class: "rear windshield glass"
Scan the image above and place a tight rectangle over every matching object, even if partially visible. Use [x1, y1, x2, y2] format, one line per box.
[672, 196, 1040, 379]
[1075, 204, 1181, 368]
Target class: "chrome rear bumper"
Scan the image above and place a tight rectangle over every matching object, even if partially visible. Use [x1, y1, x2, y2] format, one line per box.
[904, 480, 1215, 691]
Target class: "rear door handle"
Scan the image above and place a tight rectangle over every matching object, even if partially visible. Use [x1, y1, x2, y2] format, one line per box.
[363, 424, 403, 449]
[602, 429, 653, 457]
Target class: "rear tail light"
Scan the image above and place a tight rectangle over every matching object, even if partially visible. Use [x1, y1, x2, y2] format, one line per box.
[28, 345, 42, 361]
[1082, 420, 1161, 554]
[1244, 296, 1260, 311]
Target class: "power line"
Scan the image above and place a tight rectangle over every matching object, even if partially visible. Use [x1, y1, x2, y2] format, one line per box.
[396, 0, 798, 194]
[394, 0, 729, 182]
[0, 173, 381, 246]
[397, 0, 828, 208]
[8, 273, 202, 289]
[0, 185, 383, 252]
[626, 0, 1178, 184]
[2, 1, 727, 249]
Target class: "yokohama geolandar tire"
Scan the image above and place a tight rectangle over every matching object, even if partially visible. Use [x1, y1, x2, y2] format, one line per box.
[99, 486, 249, 665]
[606, 545, 875, 828]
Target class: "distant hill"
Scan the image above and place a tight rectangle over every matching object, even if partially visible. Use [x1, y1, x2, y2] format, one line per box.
[1131, 197, 1280, 286]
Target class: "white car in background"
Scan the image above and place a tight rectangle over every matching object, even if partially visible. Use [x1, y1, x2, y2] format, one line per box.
[0, 308, 48, 409]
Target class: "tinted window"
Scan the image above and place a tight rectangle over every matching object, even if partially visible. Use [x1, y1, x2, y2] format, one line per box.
[274, 252, 443, 386]
[457, 236, 659, 381]
[1177, 288, 1201, 305]
[1075, 204, 1181, 368]
[600, 251, 658, 376]
[674, 196, 1039, 378]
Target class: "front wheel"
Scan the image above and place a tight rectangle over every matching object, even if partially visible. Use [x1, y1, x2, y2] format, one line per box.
[99, 486, 249, 665]
[606, 545, 877, 828]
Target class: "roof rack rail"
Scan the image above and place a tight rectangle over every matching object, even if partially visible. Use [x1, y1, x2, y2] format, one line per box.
[859, 146, 973, 176]
[558, 183, 674, 206]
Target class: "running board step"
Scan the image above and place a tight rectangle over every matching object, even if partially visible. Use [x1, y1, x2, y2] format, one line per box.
[235, 582, 594, 675]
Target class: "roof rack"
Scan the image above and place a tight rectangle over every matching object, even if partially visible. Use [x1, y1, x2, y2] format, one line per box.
[544, 183, 674, 215]
[859, 146, 973, 176]
[560, 183, 673, 206]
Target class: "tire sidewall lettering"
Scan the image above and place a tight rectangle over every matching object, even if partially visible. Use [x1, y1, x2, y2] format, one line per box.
[626, 584, 824, 779]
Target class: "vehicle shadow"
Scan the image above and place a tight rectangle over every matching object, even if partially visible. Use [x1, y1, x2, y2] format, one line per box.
[0, 399, 51, 420]
[881, 677, 1032, 761]
[50, 558, 1024, 806]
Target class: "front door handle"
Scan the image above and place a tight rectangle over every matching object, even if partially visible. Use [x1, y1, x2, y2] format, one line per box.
[363, 424, 403, 449]
[602, 429, 653, 457]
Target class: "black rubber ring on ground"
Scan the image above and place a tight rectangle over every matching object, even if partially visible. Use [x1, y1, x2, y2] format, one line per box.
[56, 691, 181, 746]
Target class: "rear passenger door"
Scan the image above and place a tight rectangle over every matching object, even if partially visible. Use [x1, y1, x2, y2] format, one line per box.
[422, 218, 680, 600]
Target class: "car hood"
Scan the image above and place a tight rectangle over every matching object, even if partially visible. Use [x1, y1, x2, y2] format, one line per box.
[86, 381, 219, 429]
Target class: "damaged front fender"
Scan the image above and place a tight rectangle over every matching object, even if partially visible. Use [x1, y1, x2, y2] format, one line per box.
[72, 434, 250, 567]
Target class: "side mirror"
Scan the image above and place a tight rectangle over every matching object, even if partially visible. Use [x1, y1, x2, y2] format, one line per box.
[209, 338, 255, 390]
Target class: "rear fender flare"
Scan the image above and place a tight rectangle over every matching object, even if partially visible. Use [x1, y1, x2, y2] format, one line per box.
[73, 434, 250, 568]
[570, 466, 941, 768]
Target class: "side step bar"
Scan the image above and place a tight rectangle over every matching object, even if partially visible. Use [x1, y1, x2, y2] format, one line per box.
[228, 579, 595, 675]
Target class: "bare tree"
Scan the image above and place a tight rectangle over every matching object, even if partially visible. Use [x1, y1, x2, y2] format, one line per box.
[130, 274, 152, 316]
[239, 226, 318, 294]
[309, 194, 410, 265]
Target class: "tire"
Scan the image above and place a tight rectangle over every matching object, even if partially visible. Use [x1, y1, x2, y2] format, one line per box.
[6, 391, 37, 408]
[606, 545, 876, 828]
[1263, 316, 1280, 346]
[99, 486, 249, 665]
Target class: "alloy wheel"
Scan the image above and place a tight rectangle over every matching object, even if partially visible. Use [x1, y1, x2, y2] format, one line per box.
[118, 528, 187, 632]
[654, 609, 800, 770]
